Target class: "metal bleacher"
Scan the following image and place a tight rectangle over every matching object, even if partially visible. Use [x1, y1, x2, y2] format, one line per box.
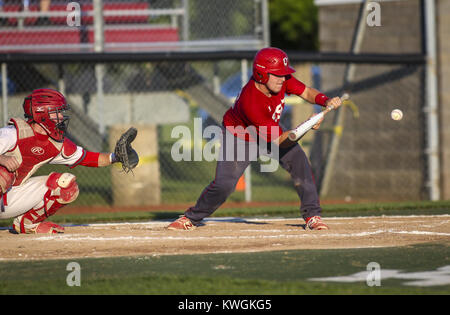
[0, 1, 182, 53]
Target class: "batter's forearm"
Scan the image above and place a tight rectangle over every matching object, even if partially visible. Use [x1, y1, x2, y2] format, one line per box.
[301, 87, 329, 106]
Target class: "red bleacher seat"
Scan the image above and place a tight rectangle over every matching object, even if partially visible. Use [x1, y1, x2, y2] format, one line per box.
[3, 2, 150, 26]
[0, 2, 180, 53]
[82, 3, 150, 24]
[49, 4, 71, 25]
[0, 29, 80, 46]
[3, 4, 39, 26]
[0, 26, 178, 49]
[2, 4, 20, 26]
[89, 26, 179, 44]
[48, 2, 150, 25]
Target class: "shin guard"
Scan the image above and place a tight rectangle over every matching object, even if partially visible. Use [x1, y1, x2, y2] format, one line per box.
[13, 173, 79, 234]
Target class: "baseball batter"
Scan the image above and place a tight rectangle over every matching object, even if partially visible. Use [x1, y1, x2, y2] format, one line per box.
[168, 47, 342, 231]
[0, 88, 138, 234]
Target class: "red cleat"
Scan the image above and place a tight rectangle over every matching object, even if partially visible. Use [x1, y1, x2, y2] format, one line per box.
[167, 216, 196, 231]
[306, 216, 329, 230]
[35, 222, 65, 234]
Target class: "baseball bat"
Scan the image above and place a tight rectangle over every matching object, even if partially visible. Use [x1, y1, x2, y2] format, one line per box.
[288, 93, 349, 142]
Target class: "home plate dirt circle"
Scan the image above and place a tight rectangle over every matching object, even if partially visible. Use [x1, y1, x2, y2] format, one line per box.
[1, 215, 449, 261]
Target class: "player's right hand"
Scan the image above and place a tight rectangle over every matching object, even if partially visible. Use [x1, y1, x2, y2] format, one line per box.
[325, 96, 343, 110]
[0, 155, 20, 172]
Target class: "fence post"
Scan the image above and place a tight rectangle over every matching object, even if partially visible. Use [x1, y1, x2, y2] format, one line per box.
[182, 0, 189, 42]
[93, 0, 104, 53]
[261, 0, 270, 47]
[424, 0, 440, 200]
[241, 58, 252, 202]
[1, 63, 7, 126]
[93, 0, 105, 135]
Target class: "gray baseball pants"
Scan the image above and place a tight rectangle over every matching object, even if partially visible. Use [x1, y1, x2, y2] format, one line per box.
[185, 127, 322, 223]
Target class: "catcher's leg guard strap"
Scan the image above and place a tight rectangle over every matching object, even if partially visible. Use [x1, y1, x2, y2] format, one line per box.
[13, 206, 46, 234]
[12, 199, 67, 234]
[13, 214, 65, 234]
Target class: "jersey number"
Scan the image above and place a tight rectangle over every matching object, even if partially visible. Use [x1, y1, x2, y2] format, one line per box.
[272, 104, 283, 122]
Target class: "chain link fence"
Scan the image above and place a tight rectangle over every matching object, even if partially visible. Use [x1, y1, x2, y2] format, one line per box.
[0, 56, 427, 207]
[0, 0, 430, 208]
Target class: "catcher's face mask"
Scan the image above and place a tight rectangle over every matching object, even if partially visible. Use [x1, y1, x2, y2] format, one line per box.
[48, 104, 71, 140]
[24, 88, 71, 142]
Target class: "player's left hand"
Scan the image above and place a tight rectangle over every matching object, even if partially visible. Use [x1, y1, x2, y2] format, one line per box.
[309, 112, 324, 130]
[114, 127, 139, 173]
[325, 96, 342, 110]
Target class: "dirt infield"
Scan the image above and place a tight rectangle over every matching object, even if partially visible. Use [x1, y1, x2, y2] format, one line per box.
[1, 215, 449, 261]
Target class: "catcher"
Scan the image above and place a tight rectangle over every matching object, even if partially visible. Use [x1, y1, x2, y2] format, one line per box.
[0, 88, 138, 234]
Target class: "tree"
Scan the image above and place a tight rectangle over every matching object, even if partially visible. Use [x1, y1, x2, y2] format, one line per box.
[269, 0, 318, 51]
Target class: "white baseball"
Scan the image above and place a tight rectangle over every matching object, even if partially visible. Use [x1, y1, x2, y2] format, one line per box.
[391, 109, 403, 121]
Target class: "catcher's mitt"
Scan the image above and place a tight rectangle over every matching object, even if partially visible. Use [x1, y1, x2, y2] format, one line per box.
[114, 127, 139, 173]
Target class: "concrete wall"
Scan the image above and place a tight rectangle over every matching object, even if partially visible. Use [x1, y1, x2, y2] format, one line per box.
[316, 0, 428, 200]
[69, 92, 190, 126]
[109, 124, 161, 206]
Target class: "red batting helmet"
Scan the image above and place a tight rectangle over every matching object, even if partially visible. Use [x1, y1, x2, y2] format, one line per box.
[23, 88, 70, 142]
[252, 47, 295, 84]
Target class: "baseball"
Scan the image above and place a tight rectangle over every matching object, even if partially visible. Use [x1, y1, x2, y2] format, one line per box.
[391, 109, 403, 121]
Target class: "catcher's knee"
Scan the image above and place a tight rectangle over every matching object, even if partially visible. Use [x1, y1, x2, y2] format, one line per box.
[46, 172, 79, 204]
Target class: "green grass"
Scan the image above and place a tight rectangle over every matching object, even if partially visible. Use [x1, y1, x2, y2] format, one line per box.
[1, 202, 448, 295]
[0, 243, 448, 294]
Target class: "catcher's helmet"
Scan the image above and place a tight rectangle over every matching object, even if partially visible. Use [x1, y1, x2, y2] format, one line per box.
[23, 88, 70, 142]
[252, 47, 295, 84]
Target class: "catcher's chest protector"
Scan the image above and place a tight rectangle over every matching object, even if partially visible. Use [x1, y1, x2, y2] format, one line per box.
[6, 118, 63, 186]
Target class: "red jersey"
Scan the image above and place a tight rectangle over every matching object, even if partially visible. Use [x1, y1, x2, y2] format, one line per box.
[222, 75, 306, 142]
[5, 118, 80, 186]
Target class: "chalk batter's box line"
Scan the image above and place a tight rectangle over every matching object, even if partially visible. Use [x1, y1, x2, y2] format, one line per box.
[1, 214, 448, 231]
